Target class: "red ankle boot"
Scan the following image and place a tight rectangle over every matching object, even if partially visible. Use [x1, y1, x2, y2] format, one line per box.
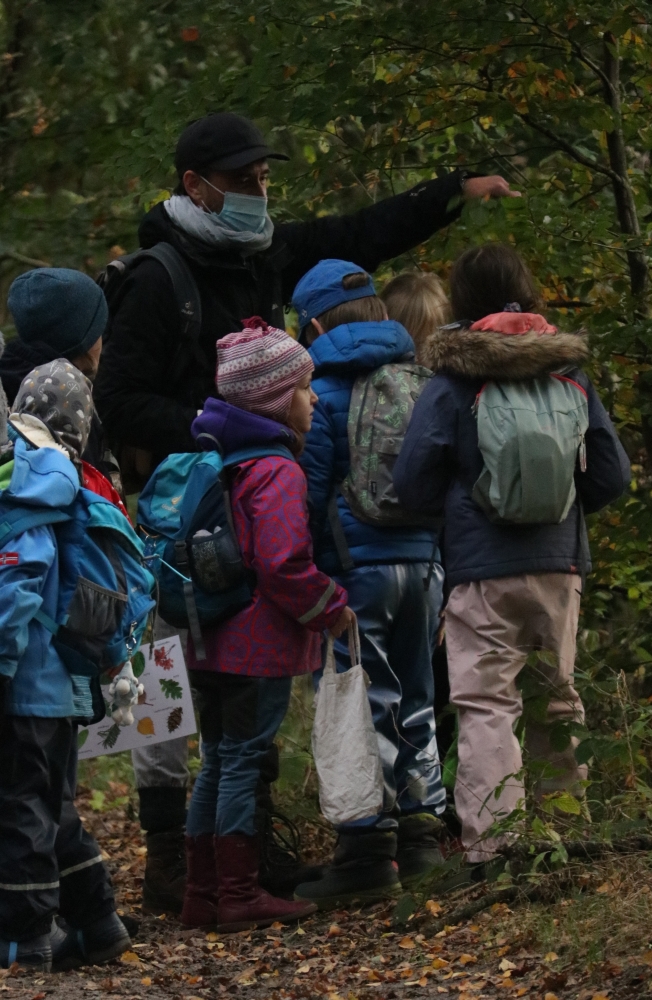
[180, 834, 219, 928]
[216, 834, 317, 933]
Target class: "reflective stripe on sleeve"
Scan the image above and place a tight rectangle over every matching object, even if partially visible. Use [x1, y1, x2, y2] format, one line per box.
[297, 579, 336, 625]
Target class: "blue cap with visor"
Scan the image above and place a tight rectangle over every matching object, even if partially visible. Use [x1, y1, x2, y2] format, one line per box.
[291, 259, 377, 329]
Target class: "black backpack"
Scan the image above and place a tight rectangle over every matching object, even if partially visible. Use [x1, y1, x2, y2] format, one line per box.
[97, 242, 206, 381]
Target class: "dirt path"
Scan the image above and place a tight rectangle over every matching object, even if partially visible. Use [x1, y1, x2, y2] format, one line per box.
[3, 800, 652, 1000]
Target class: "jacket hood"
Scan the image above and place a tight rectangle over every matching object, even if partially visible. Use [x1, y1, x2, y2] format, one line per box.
[309, 320, 415, 376]
[4, 436, 79, 508]
[192, 397, 296, 457]
[424, 320, 589, 380]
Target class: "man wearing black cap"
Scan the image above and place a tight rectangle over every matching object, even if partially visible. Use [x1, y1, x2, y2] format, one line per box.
[94, 111, 519, 915]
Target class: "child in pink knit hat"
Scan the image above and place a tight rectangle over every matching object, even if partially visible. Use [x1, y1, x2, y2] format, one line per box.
[216, 317, 315, 423]
[181, 317, 355, 934]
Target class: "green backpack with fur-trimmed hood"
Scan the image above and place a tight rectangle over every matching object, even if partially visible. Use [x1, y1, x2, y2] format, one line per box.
[430, 311, 591, 525]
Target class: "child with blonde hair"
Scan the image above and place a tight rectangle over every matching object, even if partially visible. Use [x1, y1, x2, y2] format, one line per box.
[381, 270, 450, 370]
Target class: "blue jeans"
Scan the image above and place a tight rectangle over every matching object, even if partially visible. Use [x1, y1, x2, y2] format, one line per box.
[186, 673, 292, 838]
[330, 562, 445, 828]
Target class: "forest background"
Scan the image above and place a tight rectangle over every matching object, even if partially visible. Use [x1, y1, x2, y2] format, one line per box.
[2, 0, 652, 847]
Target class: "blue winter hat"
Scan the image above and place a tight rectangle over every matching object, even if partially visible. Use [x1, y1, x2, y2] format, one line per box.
[291, 259, 377, 328]
[8, 267, 109, 358]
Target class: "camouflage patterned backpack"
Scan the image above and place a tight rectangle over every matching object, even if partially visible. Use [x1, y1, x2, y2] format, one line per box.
[340, 362, 436, 527]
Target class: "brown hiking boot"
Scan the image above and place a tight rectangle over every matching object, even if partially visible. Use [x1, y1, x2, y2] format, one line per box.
[216, 834, 317, 933]
[180, 835, 219, 929]
[142, 828, 186, 915]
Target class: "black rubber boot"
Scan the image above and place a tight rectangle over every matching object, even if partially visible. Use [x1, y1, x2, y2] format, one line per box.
[0, 934, 52, 972]
[396, 813, 447, 886]
[51, 912, 131, 971]
[257, 808, 323, 898]
[142, 828, 186, 915]
[293, 830, 401, 911]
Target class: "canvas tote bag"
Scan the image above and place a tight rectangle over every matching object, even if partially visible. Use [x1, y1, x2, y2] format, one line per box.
[312, 623, 384, 825]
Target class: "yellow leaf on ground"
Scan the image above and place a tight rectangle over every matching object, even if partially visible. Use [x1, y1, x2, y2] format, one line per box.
[591, 995, 610, 1000]
[459, 954, 477, 965]
[544, 994, 559, 1000]
[432, 958, 449, 969]
[120, 951, 140, 964]
[499, 958, 516, 971]
[296, 964, 311, 974]
[544, 951, 559, 962]
[418, 978, 428, 987]
[596, 882, 612, 894]
[641, 950, 652, 965]
[137, 717, 155, 736]
[140, 977, 151, 987]
[426, 899, 442, 915]
[399, 936, 416, 949]
[327, 923, 342, 937]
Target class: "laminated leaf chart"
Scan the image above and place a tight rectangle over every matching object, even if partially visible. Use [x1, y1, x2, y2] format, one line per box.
[77, 636, 196, 759]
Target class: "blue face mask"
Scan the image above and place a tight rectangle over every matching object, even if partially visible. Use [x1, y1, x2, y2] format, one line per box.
[200, 176, 268, 234]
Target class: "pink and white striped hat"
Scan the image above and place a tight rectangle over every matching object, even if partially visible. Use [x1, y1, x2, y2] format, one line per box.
[216, 317, 314, 422]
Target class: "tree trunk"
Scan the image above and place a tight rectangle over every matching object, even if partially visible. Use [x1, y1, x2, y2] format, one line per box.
[602, 32, 649, 312]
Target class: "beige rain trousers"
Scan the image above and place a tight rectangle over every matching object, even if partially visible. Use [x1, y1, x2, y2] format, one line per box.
[446, 573, 587, 863]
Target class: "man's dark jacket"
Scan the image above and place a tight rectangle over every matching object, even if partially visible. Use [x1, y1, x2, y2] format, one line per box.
[393, 320, 631, 588]
[94, 173, 465, 464]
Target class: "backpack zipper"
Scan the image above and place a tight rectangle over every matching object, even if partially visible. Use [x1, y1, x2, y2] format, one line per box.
[355, 375, 373, 445]
[551, 373, 588, 399]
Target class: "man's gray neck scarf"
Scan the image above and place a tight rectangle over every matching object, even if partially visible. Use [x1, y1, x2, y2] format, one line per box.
[164, 195, 274, 256]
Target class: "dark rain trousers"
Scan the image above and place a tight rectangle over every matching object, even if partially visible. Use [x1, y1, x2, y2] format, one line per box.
[0, 716, 115, 941]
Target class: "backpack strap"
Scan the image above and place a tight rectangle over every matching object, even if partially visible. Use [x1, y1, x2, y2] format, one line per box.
[174, 539, 207, 661]
[222, 444, 296, 468]
[327, 485, 354, 574]
[0, 505, 72, 549]
[140, 243, 202, 344]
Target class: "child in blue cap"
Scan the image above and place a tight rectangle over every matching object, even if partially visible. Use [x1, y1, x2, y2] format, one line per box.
[291, 259, 446, 910]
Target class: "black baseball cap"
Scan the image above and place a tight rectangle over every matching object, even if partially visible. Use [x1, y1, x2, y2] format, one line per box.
[175, 112, 289, 177]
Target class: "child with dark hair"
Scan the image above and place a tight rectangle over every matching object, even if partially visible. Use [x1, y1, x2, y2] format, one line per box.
[291, 260, 446, 910]
[394, 244, 630, 870]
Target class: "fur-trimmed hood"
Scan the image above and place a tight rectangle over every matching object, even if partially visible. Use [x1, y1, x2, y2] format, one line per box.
[422, 320, 590, 380]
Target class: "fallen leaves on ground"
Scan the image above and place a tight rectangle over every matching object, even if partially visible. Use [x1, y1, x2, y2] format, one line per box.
[5, 791, 652, 1000]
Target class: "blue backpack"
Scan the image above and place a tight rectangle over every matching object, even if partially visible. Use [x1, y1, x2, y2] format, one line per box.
[0, 484, 156, 722]
[137, 445, 294, 659]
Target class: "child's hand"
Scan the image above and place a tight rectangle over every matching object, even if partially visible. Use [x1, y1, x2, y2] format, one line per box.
[329, 606, 357, 639]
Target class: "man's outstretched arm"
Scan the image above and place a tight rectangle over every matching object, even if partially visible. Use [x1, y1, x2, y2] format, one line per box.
[279, 172, 519, 299]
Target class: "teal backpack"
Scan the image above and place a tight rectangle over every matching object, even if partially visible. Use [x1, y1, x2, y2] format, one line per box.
[472, 372, 589, 524]
[137, 445, 294, 659]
